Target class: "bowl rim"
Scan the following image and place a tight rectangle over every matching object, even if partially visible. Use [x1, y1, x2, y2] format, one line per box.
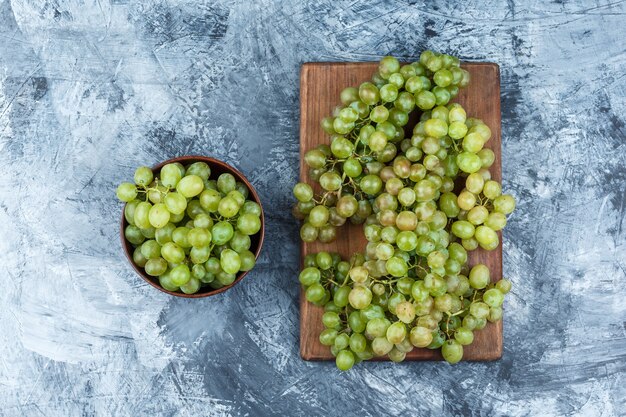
[120, 155, 265, 298]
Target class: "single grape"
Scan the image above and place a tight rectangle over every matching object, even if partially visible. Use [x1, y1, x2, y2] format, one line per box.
[117, 182, 138, 202]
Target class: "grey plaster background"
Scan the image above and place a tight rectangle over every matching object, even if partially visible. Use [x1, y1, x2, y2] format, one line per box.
[0, 0, 624, 416]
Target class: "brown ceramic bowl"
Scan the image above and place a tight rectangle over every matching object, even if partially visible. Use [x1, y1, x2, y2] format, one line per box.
[120, 156, 265, 298]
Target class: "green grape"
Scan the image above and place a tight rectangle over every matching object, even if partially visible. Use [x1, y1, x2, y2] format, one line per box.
[133, 166, 153, 186]
[340, 87, 359, 105]
[416, 90, 436, 110]
[334, 334, 350, 352]
[359, 82, 380, 105]
[133, 202, 152, 229]
[186, 162, 210, 181]
[180, 278, 201, 294]
[229, 232, 251, 253]
[140, 240, 161, 259]
[164, 192, 187, 215]
[161, 242, 185, 263]
[456, 152, 482, 173]
[349, 286, 372, 310]
[190, 246, 211, 264]
[442, 340, 463, 364]
[320, 328, 338, 346]
[124, 200, 140, 225]
[380, 84, 399, 102]
[488, 306, 503, 322]
[217, 196, 239, 218]
[300, 223, 318, 242]
[160, 163, 182, 188]
[463, 132, 484, 153]
[238, 250, 256, 271]
[148, 203, 170, 228]
[132, 247, 148, 267]
[409, 326, 433, 347]
[212, 221, 234, 245]
[227, 190, 245, 207]
[494, 194, 516, 214]
[159, 273, 179, 292]
[483, 288, 504, 307]
[336, 350, 355, 371]
[372, 337, 394, 356]
[117, 182, 138, 202]
[483, 180, 502, 200]
[470, 303, 491, 322]
[451, 220, 475, 239]
[293, 182, 313, 202]
[496, 278, 512, 294]
[220, 249, 241, 274]
[215, 173, 236, 194]
[188, 228, 211, 247]
[306, 283, 326, 303]
[475, 225, 499, 250]
[198, 189, 221, 213]
[125, 225, 145, 245]
[143, 257, 166, 276]
[171, 227, 190, 248]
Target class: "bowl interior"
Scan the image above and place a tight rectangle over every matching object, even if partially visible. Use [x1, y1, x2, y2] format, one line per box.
[121, 156, 265, 298]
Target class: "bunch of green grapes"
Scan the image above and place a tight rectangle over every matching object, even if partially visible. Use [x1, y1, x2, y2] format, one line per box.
[117, 162, 262, 294]
[293, 51, 516, 369]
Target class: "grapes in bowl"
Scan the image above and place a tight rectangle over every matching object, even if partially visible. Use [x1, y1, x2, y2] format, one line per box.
[117, 156, 264, 297]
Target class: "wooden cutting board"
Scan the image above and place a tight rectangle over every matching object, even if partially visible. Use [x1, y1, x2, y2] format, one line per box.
[299, 62, 502, 361]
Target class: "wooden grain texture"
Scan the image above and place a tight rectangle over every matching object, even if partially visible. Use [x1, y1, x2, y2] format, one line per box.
[299, 62, 502, 361]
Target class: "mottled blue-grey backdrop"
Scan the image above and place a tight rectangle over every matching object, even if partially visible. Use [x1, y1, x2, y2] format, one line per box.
[1, 0, 624, 416]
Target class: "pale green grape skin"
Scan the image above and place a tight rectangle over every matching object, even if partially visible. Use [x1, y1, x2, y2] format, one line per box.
[217, 173, 237, 194]
[336, 350, 355, 371]
[237, 213, 262, 235]
[470, 302, 490, 319]
[134, 166, 153, 186]
[319, 329, 338, 346]
[456, 152, 482, 173]
[218, 196, 240, 218]
[293, 183, 314, 202]
[161, 242, 185, 264]
[176, 175, 204, 198]
[199, 189, 221, 212]
[442, 340, 464, 364]
[220, 249, 241, 274]
[386, 322, 407, 344]
[148, 203, 170, 228]
[117, 182, 138, 202]
[372, 337, 394, 356]
[475, 225, 499, 250]
[349, 286, 372, 309]
[483, 288, 504, 307]
[496, 278, 512, 294]
[133, 202, 152, 229]
[483, 180, 502, 200]
[494, 194, 516, 214]
[190, 246, 211, 264]
[180, 278, 201, 294]
[238, 250, 256, 271]
[132, 247, 148, 267]
[125, 225, 145, 245]
[212, 221, 234, 245]
[140, 239, 161, 259]
[144, 257, 167, 276]
[160, 164, 182, 188]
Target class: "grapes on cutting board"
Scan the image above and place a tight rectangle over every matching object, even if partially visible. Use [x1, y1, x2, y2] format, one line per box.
[117, 161, 262, 294]
[293, 51, 516, 370]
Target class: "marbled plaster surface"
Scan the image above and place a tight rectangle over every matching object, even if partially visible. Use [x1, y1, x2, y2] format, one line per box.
[0, 0, 624, 416]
